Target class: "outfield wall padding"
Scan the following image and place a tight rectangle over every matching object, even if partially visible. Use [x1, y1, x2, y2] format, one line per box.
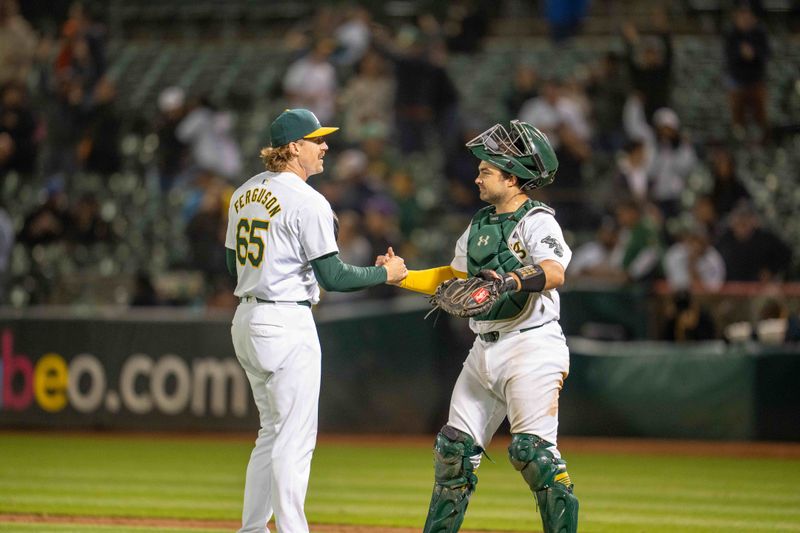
[1, 303, 797, 440]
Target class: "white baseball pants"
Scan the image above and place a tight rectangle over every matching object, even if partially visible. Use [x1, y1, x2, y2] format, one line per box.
[231, 301, 321, 533]
[447, 321, 570, 455]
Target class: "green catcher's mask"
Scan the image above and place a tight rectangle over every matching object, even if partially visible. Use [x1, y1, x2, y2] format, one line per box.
[466, 120, 558, 191]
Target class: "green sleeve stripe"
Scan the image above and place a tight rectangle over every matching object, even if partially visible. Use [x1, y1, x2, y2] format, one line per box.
[311, 253, 387, 292]
[226, 248, 237, 280]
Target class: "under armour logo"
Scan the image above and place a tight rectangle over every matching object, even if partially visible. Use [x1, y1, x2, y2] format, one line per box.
[477, 235, 490, 246]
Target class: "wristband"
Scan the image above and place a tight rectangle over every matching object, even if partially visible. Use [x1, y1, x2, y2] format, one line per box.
[512, 264, 546, 293]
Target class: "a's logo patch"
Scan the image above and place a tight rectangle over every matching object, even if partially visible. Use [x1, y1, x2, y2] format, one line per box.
[541, 236, 564, 257]
[471, 287, 490, 304]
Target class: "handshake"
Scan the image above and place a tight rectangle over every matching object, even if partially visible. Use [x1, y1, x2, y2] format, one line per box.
[375, 247, 408, 285]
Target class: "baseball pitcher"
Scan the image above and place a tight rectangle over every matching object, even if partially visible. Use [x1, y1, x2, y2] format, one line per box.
[225, 109, 406, 533]
[379, 120, 578, 533]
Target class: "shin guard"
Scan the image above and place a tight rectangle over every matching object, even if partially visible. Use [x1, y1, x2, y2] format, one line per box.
[422, 425, 481, 533]
[508, 434, 578, 533]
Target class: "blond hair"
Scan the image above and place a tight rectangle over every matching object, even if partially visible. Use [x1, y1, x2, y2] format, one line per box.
[259, 144, 294, 172]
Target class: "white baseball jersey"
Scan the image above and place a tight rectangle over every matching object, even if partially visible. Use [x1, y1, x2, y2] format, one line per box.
[447, 207, 573, 454]
[225, 171, 338, 304]
[450, 209, 572, 335]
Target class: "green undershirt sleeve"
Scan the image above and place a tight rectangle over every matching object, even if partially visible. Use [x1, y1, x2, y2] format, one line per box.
[226, 248, 237, 280]
[311, 252, 388, 292]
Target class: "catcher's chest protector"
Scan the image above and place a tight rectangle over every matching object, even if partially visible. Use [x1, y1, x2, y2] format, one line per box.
[466, 200, 552, 322]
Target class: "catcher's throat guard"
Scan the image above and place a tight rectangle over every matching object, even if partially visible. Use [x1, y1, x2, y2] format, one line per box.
[466, 120, 558, 191]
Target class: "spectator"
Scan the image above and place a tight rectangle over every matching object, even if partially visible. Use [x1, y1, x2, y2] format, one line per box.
[542, 121, 591, 230]
[0, 0, 37, 86]
[691, 194, 721, 241]
[153, 86, 189, 191]
[78, 76, 121, 175]
[185, 178, 227, 276]
[0, 80, 37, 176]
[663, 223, 725, 292]
[754, 298, 800, 344]
[54, 1, 107, 84]
[568, 216, 626, 283]
[338, 50, 395, 145]
[329, 148, 379, 213]
[616, 139, 650, 203]
[503, 63, 539, 121]
[359, 121, 401, 183]
[332, 6, 372, 67]
[614, 198, 662, 282]
[621, 14, 673, 124]
[544, 0, 589, 42]
[282, 39, 338, 124]
[519, 79, 591, 151]
[648, 108, 697, 219]
[663, 290, 717, 341]
[176, 96, 242, 182]
[715, 200, 792, 282]
[724, 297, 800, 344]
[519, 83, 591, 228]
[724, 4, 771, 141]
[387, 168, 423, 239]
[708, 146, 750, 218]
[41, 72, 87, 182]
[445, 124, 483, 216]
[67, 193, 111, 245]
[19, 181, 70, 247]
[587, 52, 628, 152]
[376, 25, 459, 154]
[443, 0, 490, 53]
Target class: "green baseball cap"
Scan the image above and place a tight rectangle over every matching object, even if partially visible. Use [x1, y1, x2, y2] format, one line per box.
[270, 108, 339, 147]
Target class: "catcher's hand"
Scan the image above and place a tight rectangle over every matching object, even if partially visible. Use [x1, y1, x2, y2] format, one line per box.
[429, 276, 504, 318]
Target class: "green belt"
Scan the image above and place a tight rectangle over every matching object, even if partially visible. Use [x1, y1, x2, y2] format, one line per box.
[240, 296, 312, 307]
[478, 321, 552, 343]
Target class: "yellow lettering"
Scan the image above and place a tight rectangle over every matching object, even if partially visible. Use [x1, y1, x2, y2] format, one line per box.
[245, 190, 251, 204]
[269, 205, 281, 217]
[34, 353, 68, 413]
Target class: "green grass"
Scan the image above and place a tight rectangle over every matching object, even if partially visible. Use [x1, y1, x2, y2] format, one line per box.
[0, 526, 227, 533]
[1, 433, 800, 532]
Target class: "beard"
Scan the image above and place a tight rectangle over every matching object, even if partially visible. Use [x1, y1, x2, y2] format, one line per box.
[479, 188, 504, 205]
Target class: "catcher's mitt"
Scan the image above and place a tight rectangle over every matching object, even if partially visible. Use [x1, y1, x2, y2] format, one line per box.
[429, 276, 503, 318]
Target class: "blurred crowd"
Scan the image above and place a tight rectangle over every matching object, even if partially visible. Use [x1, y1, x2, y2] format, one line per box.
[0, 0, 798, 342]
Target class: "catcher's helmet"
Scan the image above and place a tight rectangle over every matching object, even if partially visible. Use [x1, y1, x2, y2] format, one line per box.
[466, 120, 558, 191]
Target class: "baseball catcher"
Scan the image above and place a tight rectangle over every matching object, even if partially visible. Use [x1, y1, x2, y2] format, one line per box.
[378, 120, 578, 533]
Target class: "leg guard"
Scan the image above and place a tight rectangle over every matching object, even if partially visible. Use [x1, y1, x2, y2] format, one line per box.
[508, 434, 578, 533]
[422, 425, 481, 533]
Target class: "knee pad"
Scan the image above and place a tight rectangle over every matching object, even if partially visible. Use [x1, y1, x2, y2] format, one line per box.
[423, 425, 481, 533]
[433, 425, 481, 488]
[508, 433, 569, 491]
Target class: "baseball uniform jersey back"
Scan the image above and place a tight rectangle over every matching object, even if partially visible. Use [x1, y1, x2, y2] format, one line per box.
[226, 170, 338, 304]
